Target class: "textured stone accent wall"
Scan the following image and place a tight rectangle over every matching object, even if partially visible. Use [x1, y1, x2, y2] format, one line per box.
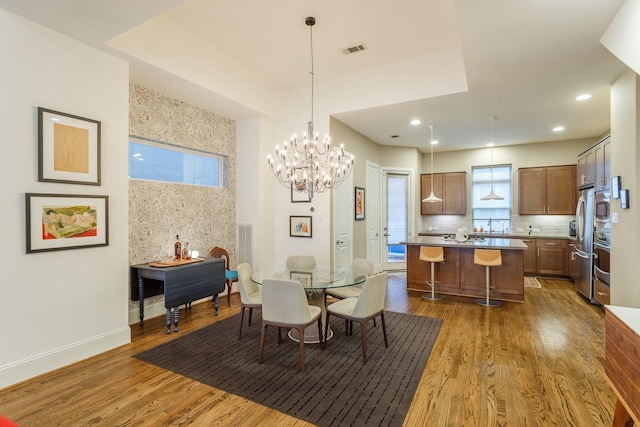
[128, 84, 236, 306]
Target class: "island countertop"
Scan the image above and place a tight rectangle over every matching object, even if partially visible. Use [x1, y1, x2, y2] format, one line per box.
[402, 236, 528, 250]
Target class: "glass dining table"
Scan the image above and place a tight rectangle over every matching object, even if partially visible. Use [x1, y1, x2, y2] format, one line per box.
[251, 265, 367, 343]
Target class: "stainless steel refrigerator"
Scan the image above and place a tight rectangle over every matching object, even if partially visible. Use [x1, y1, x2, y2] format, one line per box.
[573, 187, 595, 302]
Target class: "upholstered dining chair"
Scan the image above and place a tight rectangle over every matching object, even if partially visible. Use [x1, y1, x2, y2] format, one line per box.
[259, 278, 323, 371]
[324, 272, 388, 363]
[325, 258, 374, 303]
[210, 246, 238, 306]
[285, 255, 317, 271]
[237, 262, 261, 340]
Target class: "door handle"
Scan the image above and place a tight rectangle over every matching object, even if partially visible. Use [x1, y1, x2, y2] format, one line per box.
[336, 240, 344, 245]
[383, 233, 390, 237]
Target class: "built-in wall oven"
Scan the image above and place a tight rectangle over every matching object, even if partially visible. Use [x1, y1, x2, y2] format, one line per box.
[594, 191, 611, 230]
[593, 229, 611, 305]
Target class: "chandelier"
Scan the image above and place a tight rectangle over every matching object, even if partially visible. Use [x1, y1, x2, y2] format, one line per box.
[267, 17, 354, 199]
[422, 125, 442, 203]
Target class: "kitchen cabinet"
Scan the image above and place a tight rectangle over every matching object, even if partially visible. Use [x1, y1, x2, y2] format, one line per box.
[536, 238, 567, 276]
[420, 172, 466, 215]
[518, 165, 577, 215]
[521, 238, 537, 274]
[594, 135, 611, 191]
[577, 149, 595, 188]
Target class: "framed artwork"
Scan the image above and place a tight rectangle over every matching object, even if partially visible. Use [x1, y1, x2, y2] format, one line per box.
[290, 215, 312, 238]
[620, 189, 629, 209]
[611, 175, 621, 199]
[26, 193, 109, 253]
[355, 187, 365, 221]
[290, 271, 313, 286]
[291, 180, 311, 202]
[38, 107, 101, 185]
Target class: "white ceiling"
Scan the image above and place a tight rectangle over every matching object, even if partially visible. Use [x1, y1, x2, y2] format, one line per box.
[0, 0, 628, 152]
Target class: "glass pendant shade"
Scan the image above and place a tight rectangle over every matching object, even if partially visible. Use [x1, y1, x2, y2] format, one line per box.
[481, 117, 504, 201]
[422, 125, 442, 203]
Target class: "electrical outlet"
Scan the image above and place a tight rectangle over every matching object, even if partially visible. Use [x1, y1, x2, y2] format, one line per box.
[612, 212, 618, 223]
[516, 227, 524, 233]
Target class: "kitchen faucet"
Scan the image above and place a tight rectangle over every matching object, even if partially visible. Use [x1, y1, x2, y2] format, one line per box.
[487, 218, 492, 233]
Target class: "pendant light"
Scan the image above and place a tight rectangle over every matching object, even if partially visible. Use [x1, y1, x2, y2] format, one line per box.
[422, 125, 442, 203]
[481, 116, 504, 201]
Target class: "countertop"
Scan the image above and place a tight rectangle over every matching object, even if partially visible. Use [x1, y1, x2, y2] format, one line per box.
[402, 236, 528, 250]
[418, 232, 576, 241]
[606, 305, 640, 335]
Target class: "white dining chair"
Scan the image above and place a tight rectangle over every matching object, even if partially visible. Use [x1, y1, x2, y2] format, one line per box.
[259, 278, 323, 371]
[237, 262, 261, 339]
[324, 272, 388, 363]
[285, 255, 317, 271]
[325, 258, 374, 302]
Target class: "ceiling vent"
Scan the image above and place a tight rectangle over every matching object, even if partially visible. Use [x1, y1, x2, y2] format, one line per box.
[343, 44, 367, 55]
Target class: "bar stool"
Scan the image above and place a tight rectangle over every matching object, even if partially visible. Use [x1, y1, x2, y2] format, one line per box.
[420, 246, 445, 301]
[474, 249, 502, 307]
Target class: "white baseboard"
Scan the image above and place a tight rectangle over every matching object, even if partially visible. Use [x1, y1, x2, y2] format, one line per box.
[0, 327, 130, 389]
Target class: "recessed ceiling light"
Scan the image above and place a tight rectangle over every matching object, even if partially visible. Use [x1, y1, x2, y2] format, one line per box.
[431, 140, 439, 145]
[553, 126, 565, 132]
[410, 119, 421, 126]
[486, 142, 494, 147]
[576, 94, 592, 101]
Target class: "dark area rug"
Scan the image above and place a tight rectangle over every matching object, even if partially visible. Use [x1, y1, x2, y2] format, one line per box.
[135, 310, 442, 427]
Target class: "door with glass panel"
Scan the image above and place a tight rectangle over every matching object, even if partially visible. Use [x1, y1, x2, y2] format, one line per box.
[382, 171, 412, 271]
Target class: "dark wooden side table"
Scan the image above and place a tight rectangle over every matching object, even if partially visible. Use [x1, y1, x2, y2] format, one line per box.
[130, 258, 225, 333]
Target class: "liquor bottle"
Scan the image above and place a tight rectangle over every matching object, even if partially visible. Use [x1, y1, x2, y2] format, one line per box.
[174, 235, 182, 260]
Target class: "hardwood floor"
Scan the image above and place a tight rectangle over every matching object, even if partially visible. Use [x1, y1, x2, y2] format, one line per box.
[0, 275, 615, 426]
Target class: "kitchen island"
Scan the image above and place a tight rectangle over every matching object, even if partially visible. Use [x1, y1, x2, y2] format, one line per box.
[402, 236, 528, 302]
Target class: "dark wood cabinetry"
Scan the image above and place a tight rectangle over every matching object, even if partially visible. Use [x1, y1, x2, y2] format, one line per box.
[521, 238, 537, 274]
[518, 165, 576, 215]
[420, 172, 466, 215]
[536, 238, 567, 276]
[577, 134, 611, 190]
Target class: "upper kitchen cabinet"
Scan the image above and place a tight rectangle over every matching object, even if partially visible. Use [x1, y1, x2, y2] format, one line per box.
[594, 135, 611, 192]
[518, 165, 577, 215]
[577, 134, 610, 190]
[421, 172, 467, 215]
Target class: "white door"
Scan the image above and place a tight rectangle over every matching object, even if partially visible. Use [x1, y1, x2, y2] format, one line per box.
[333, 168, 353, 268]
[381, 169, 413, 271]
[366, 161, 381, 272]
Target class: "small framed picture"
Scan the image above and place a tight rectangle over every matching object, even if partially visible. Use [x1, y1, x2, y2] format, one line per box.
[26, 193, 109, 253]
[290, 271, 313, 286]
[38, 107, 101, 185]
[290, 215, 312, 238]
[291, 180, 311, 202]
[355, 187, 365, 221]
[611, 176, 621, 199]
[620, 189, 629, 209]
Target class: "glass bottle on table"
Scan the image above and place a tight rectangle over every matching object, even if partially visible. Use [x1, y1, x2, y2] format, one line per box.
[174, 235, 182, 260]
[182, 242, 191, 261]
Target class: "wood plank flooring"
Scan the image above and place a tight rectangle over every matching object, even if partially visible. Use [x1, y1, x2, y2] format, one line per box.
[0, 275, 616, 426]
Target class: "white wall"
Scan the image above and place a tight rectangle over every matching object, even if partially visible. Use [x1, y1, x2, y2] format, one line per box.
[610, 68, 640, 307]
[0, 10, 130, 388]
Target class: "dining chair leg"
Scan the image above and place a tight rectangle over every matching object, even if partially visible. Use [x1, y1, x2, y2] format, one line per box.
[317, 318, 325, 349]
[298, 327, 306, 371]
[361, 320, 368, 363]
[259, 323, 267, 364]
[226, 281, 232, 306]
[381, 312, 388, 347]
[277, 327, 282, 344]
[324, 313, 331, 347]
[239, 306, 246, 340]
[248, 307, 253, 326]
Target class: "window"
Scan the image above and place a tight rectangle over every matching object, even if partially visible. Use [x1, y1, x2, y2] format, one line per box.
[128, 138, 225, 187]
[472, 164, 512, 233]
